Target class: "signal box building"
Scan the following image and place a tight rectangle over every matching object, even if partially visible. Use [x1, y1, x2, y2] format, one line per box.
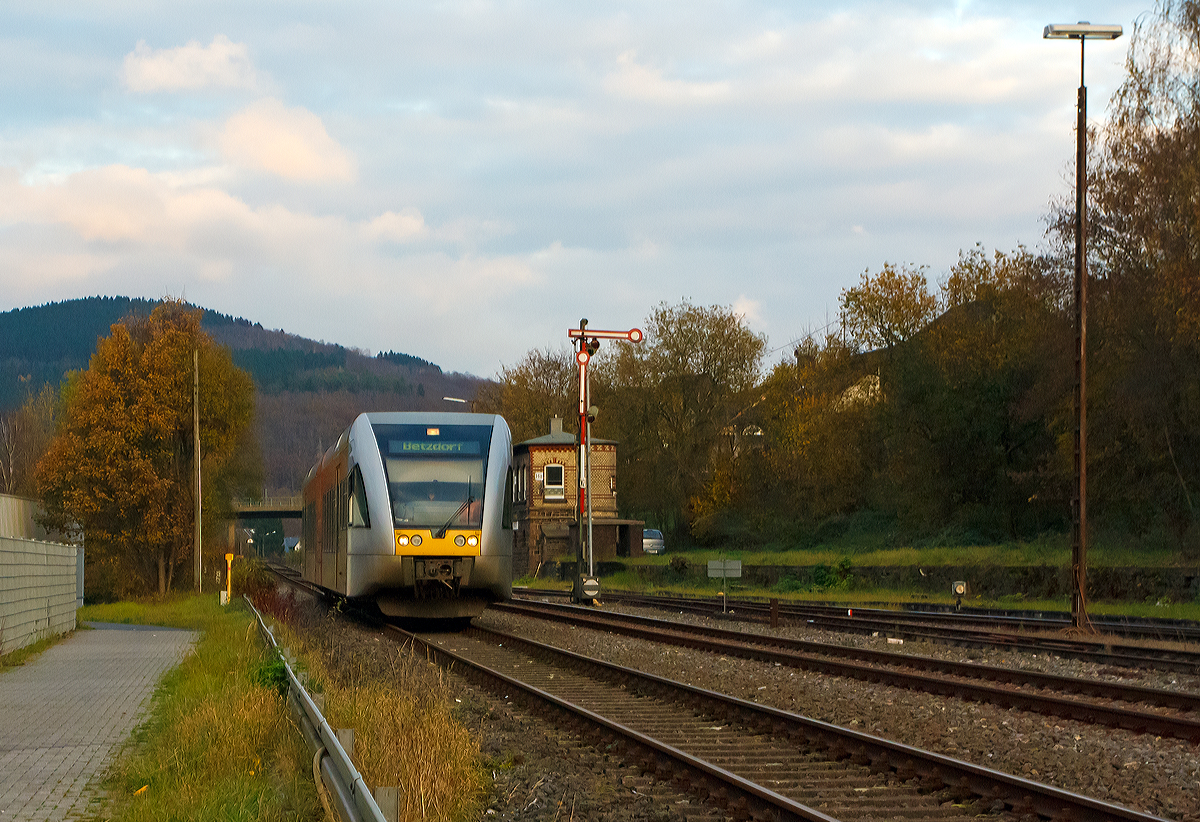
[511, 417, 644, 578]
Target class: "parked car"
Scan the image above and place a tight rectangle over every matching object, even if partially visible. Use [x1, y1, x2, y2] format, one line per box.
[642, 528, 665, 555]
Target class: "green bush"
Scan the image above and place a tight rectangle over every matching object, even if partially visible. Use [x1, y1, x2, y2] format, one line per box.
[811, 557, 853, 590]
[231, 560, 274, 599]
[251, 657, 290, 698]
[774, 574, 806, 593]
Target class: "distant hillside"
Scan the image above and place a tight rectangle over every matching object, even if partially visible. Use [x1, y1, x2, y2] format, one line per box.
[0, 296, 446, 407]
[0, 296, 489, 492]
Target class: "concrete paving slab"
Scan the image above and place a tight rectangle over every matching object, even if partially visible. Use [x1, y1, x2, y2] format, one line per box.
[0, 622, 197, 821]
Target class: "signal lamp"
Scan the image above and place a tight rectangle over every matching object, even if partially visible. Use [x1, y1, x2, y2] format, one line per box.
[467, 535, 479, 547]
[398, 535, 410, 547]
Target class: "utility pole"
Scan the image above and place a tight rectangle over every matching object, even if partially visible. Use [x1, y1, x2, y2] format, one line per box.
[567, 319, 643, 603]
[194, 349, 202, 593]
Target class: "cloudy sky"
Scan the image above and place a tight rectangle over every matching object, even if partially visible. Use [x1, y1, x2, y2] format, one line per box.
[0, 1, 1146, 376]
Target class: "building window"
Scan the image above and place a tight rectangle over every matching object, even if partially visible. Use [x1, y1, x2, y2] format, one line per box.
[543, 463, 565, 499]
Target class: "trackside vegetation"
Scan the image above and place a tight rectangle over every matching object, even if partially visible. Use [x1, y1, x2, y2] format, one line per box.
[0, 632, 69, 670]
[244, 571, 487, 822]
[78, 596, 322, 822]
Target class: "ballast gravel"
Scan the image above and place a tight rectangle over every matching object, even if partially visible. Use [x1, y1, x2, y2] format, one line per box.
[476, 602, 1200, 822]
[293, 596, 1199, 821]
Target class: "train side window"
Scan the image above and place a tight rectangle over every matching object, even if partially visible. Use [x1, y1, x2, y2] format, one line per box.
[543, 463, 565, 499]
[348, 465, 370, 528]
[502, 466, 514, 529]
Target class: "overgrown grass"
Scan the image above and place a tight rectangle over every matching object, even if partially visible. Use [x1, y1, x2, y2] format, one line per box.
[624, 537, 1189, 569]
[80, 594, 228, 631]
[0, 631, 73, 670]
[79, 595, 321, 822]
[593, 572, 1200, 620]
[265, 604, 486, 822]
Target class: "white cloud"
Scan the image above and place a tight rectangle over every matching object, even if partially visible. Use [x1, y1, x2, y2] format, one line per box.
[363, 208, 428, 242]
[122, 35, 260, 93]
[0, 0, 1145, 375]
[732, 294, 763, 326]
[219, 98, 357, 183]
[604, 51, 731, 103]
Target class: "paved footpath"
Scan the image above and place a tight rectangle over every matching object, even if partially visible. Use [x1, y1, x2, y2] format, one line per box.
[0, 622, 197, 821]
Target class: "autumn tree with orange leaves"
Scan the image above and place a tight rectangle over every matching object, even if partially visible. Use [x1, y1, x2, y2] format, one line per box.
[37, 300, 258, 596]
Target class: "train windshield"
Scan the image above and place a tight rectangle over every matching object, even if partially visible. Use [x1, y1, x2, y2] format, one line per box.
[372, 423, 492, 531]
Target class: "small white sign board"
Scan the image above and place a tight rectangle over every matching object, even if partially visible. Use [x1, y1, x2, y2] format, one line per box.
[707, 559, 742, 578]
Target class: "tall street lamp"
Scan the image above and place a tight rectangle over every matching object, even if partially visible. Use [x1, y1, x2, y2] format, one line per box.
[1043, 21, 1122, 632]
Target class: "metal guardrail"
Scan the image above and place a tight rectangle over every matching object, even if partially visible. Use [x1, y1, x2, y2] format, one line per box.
[246, 596, 389, 822]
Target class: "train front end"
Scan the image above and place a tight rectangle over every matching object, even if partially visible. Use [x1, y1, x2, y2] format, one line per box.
[347, 412, 513, 619]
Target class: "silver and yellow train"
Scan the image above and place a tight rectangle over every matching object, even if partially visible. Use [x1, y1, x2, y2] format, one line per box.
[302, 411, 513, 618]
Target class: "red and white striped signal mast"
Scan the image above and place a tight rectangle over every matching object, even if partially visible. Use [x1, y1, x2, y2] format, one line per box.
[568, 319, 643, 603]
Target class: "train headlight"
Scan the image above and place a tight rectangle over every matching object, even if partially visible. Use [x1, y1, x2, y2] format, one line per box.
[397, 535, 410, 547]
[467, 535, 479, 547]
[454, 534, 466, 547]
[411, 534, 422, 547]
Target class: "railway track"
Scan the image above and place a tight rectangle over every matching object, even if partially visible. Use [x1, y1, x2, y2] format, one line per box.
[390, 620, 1169, 822]
[515, 589, 1200, 674]
[258, 564, 1185, 820]
[494, 599, 1200, 744]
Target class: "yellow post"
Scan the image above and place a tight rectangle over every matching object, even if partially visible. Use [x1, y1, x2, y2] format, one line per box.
[224, 553, 234, 605]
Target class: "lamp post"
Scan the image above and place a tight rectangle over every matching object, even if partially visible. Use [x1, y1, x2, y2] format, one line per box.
[1043, 21, 1122, 632]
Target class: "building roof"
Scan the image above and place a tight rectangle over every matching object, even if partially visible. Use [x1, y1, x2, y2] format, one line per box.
[515, 416, 616, 449]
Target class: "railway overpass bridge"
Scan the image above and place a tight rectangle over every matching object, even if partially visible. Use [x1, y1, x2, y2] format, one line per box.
[230, 495, 303, 520]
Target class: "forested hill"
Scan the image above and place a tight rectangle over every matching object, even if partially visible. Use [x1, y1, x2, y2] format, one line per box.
[0, 297, 489, 492]
[0, 296, 446, 407]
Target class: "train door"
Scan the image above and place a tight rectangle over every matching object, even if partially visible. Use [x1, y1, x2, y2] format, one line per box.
[336, 467, 348, 592]
[322, 476, 337, 590]
[303, 500, 319, 584]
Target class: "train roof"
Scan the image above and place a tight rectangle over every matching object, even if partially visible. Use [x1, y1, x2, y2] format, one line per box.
[304, 411, 510, 485]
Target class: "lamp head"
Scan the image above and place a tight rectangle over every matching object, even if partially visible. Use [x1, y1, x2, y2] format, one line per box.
[1044, 22, 1122, 40]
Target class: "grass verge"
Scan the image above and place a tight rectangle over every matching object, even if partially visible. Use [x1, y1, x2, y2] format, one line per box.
[258, 595, 485, 822]
[0, 631, 74, 670]
[598, 577, 1200, 621]
[79, 595, 321, 822]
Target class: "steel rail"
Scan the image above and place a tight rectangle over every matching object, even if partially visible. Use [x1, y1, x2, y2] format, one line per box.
[401, 620, 1169, 822]
[797, 601, 1200, 643]
[620, 591, 1200, 643]
[582, 591, 1200, 674]
[778, 601, 1200, 648]
[394, 625, 839, 822]
[493, 600, 1200, 743]
[500, 600, 1200, 710]
[511, 587, 1200, 643]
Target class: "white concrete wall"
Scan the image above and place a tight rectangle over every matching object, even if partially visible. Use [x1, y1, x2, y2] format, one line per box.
[1, 537, 80, 656]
